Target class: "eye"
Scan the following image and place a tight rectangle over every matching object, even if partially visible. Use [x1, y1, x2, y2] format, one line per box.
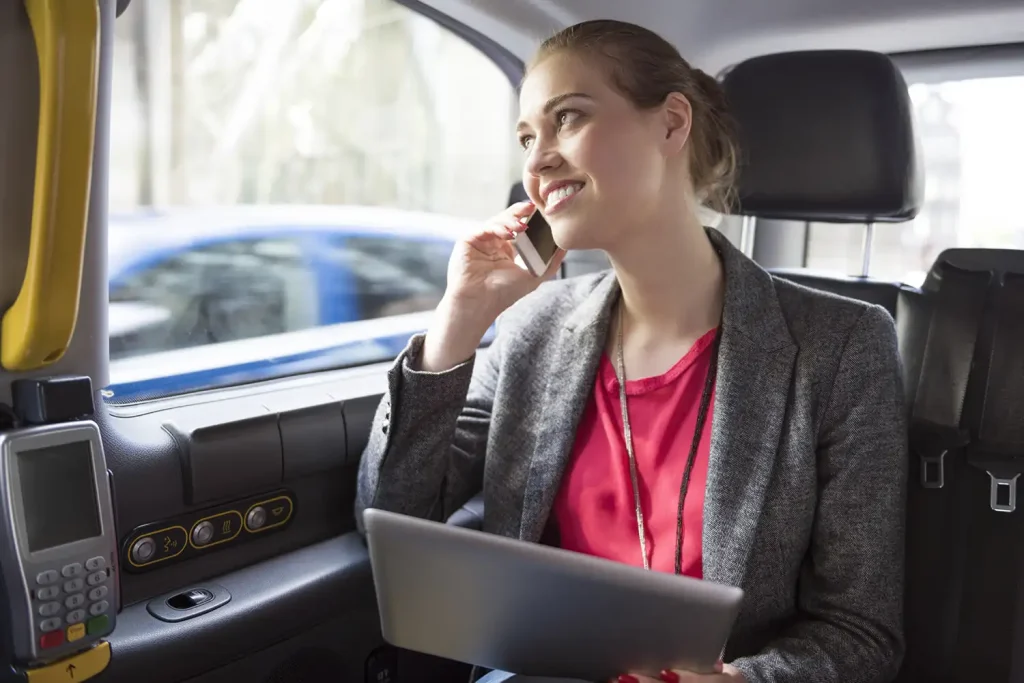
[518, 109, 583, 151]
[556, 109, 582, 129]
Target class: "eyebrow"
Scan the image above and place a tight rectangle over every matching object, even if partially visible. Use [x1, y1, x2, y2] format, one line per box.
[516, 92, 593, 131]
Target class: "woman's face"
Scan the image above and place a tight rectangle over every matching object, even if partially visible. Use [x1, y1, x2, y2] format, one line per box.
[517, 51, 688, 252]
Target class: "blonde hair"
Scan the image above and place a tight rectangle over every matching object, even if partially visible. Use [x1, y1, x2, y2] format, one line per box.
[528, 20, 739, 214]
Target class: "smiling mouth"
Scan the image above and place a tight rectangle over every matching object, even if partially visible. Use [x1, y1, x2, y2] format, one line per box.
[545, 182, 585, 213]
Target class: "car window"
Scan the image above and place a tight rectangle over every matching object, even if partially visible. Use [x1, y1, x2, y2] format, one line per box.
[803, 73, 1024, 285]
[317, 236, 445, 322]
[109, 237, 317, 359]
[106, 0, 518, 401]
[346, 235, 453, 292]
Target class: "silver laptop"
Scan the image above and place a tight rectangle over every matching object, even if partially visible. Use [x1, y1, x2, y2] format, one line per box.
[363, 508, 744, 681]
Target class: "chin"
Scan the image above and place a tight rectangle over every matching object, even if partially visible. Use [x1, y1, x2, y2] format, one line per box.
[548, 213, 604, 252]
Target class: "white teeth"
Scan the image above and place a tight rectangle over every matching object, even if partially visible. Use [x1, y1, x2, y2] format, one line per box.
[547, 183, 583, 207]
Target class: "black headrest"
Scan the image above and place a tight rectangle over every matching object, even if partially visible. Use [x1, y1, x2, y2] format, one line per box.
[722, 50, 923, 223]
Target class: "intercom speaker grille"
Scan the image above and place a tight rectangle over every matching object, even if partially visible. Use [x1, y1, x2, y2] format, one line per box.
[263, 647, 348, 683]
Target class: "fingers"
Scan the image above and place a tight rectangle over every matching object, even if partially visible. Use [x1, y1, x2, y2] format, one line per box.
[465, 201, 543, 252]
[611, 660, 727, 683]
[507, 199, 536, 219]
[474, 220, 521, 243]
[660, 659, 725, 680]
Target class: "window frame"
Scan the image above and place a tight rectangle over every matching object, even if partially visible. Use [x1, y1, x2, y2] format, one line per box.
[104, 0, 525, 405]
[392, 0, 524, 87]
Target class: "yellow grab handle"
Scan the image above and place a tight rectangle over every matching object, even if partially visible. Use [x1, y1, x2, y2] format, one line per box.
[1, 0, 100, 371]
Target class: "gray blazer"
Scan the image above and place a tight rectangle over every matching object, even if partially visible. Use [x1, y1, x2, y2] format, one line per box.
[355, 229, 908, 683]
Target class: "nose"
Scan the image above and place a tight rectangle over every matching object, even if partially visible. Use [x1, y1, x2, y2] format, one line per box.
[523, 134, 562, 179]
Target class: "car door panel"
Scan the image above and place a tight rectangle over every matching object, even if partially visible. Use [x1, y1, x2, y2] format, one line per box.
[94, 534, 377, 683]
[86, 353, 489, 682]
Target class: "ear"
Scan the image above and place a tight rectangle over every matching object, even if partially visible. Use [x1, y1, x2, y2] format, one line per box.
[661, 92, 692, 155]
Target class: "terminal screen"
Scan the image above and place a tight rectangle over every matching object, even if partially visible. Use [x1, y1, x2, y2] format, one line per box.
[18, 442, 101, 552]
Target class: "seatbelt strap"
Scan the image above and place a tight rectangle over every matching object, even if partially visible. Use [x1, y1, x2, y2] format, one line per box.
[966, 271, 1024, 511]
[901, 261, 992, 681]
[905, 260, 991, 679]
[952, 271, 1024, 682]
[909, 262, 992, 487]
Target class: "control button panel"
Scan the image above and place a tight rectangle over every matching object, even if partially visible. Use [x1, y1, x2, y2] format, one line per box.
[30, 558, 115, 651]
[121, 490, 295, 573]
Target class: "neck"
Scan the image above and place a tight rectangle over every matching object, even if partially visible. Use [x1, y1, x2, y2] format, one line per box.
[606, 208, 724, 341]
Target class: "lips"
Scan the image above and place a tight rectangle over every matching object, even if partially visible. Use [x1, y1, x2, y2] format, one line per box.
[544, 181, 585, 213]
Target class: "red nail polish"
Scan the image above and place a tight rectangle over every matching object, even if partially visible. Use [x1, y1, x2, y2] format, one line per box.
[618, 676, 640, 683]
[660, 670, 681, 683]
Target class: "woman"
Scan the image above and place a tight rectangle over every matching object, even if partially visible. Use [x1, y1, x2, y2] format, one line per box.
[355, 19, 907, 683]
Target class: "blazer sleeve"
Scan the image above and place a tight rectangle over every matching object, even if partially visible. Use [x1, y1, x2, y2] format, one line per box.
[354, 325, 502, 534]
[732, 305, 909, 683]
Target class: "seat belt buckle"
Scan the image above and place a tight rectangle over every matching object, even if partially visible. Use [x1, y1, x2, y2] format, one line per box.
[920, 451, 946, 489]
[967, 442, 1024, 513]
[911, 421, 970, 490]
[988, 474, 1020, 513]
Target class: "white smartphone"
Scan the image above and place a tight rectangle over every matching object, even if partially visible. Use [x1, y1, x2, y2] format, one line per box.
[513, 208, 559, 276]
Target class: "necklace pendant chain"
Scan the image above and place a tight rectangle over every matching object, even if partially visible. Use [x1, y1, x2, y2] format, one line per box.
[614, 293, 721, 575]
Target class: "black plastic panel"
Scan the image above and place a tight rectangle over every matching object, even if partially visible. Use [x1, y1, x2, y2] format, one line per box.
[120, 490, 295, 573]
[166, 414, 283, 506]
[96, 365, 390, 607]
[281, 402, 346, 478]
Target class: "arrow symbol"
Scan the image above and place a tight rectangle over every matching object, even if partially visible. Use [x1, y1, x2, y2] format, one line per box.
[67, 663, 77, 679]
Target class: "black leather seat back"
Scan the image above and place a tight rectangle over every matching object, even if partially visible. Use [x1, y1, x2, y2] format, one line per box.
[721, 49, 923, 318]
[724, 50, 922, 223]
[894, 248, 1024, 682]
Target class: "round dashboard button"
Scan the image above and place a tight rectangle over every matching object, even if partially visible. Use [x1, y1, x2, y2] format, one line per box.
[191, 521, 215, 546]
[246, 506, 267, 531]
[131, 537, 156, 564]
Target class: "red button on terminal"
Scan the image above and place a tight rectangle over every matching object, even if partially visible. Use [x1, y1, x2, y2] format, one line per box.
[40, 630, 65, 649]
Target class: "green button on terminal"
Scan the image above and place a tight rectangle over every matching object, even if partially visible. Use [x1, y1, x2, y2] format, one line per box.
[86, 614, 109, 636]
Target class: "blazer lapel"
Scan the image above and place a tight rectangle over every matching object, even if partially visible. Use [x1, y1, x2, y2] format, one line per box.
[518, 273, 619, 542]
[702, 231, 797, 589]
[515, 228, 798, 585]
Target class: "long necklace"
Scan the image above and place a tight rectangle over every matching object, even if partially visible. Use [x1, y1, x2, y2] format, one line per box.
[613, 296, 721, 573]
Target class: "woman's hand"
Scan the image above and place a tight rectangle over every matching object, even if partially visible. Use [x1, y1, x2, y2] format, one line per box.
[613, 661, 746, 683]
[420, 200, 565, 372]
[444, 200, 565, 317]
